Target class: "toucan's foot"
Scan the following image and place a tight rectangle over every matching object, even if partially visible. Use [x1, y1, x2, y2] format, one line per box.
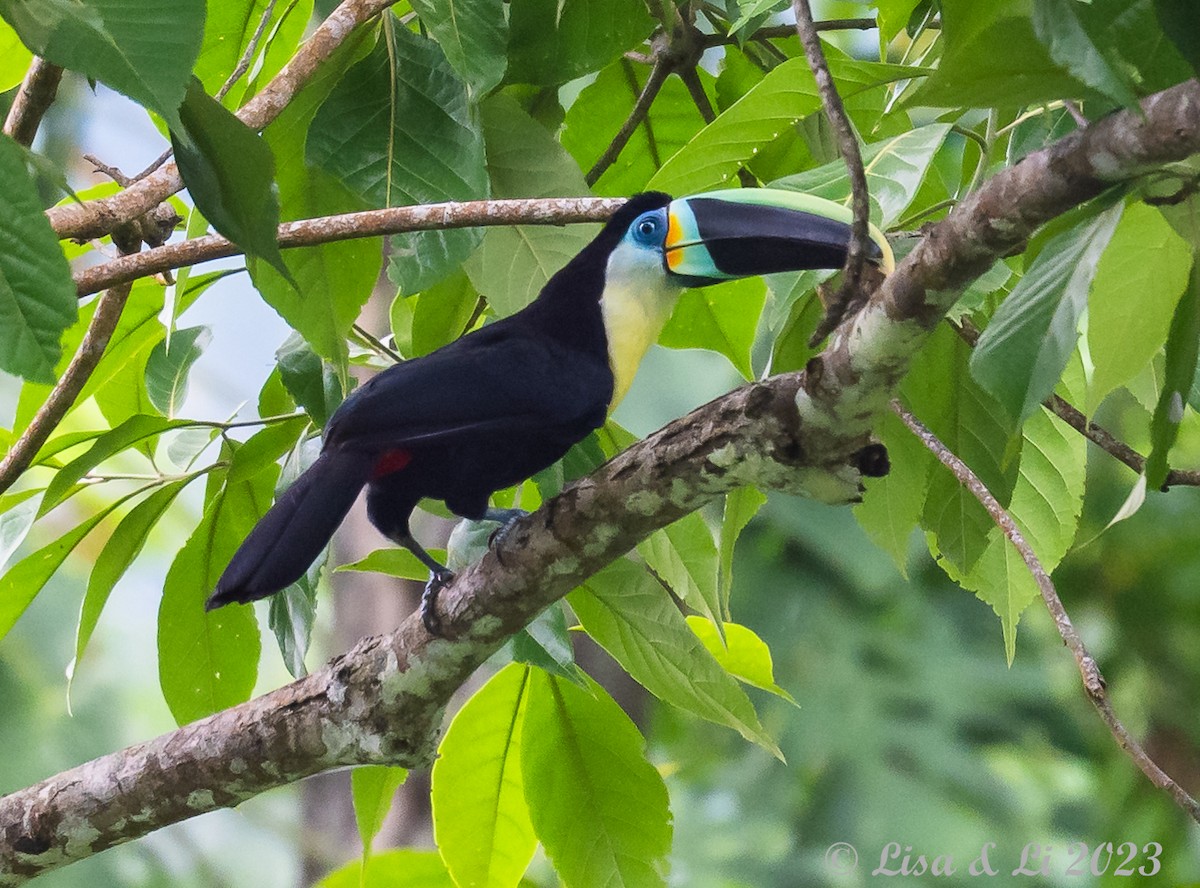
[484, 508, 529, 565]
[420, 568, 455, 636]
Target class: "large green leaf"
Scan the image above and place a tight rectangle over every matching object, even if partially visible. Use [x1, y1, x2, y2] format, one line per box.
[648, 58, 920, 196]
[0, 134, 78, 383]
[352, 765, 409, 853]
[910, 1, 1090, 109]
[432, 664, 536, 888]
[1146, 257, 1200, 489]
[854, 409, 932, 576]
[69, 479, 191, 690]
[1086, 203, 1192, 415]
[406, 271, 479, 358]
[659, 277, 767, 380]
[1031, 0, 1137, 107]
[317, 851, 454, 888]
[521, 670, 672, 888]
[0, 0, 203, 129]
[173, 78, 289, 279]
[0, 486, 142, 642]
[0, 21, 31, 91]
[637, 511, 723, 629]
[771, 123, 952, 228]
[307, 22, 488, 296]
[1154, 0, 1200, 76]
[571, 559, 781, 755]
[411, 0, 507, 97]
[561, 60, 713, 197]
[506, 0, 655, 86]
[157, 446, 272, 725]
[144, 326, 211, 418]
[970, 202, 1123, 429]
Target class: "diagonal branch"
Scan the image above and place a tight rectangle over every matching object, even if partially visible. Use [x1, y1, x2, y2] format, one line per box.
[74, 197, 627, 297]
[0, 282, 134, 498]
[44, 0, 401, 243]
[587, 55, 672, 186]
[792, 0, 873, 344]
[893, 401, 1200, 824]
[2, 57, 63, 147]
[3, 78, 1200, 886]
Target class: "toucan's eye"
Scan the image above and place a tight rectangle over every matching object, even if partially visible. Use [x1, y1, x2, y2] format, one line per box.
[632, 212, 663, 245]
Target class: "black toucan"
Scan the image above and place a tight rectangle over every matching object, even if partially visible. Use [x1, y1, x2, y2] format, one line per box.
[206, 189, 893, 633]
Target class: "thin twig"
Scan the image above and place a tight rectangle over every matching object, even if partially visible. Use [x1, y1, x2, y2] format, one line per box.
[216, 0, 280, 101]
[792, 0, 873, 345]
[702, 18, 879, 48]
[351, 323, 401, 363]
[587, 56, 672, 186]
[1064, 99, 1089, 128]
[3, 57, 64, 147]
[132, 147, 175, 183]
[75, 197, 628, 297]
[892, 400, 1200, 825]
[0, 282, 134, 497]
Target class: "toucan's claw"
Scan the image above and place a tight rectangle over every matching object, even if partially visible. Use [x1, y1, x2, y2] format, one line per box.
[484, 508, 529, 566]
[421, 568, 455, 636]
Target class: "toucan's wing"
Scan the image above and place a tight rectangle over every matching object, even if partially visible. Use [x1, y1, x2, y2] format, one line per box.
[325, 322, 611, 451]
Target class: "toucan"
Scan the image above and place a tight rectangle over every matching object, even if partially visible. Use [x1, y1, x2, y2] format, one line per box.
[206, 188, 893, 633]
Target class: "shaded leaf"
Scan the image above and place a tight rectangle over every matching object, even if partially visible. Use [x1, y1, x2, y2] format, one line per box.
[854, 410, 932, 576]
[638, 511, 723, 632]
[432, 664, 536, 888]
[194, 0, 312, 106]
[1032, 0, 1137, 107]
[411, 0, 507, 97]
[506, 0, 655, 86]
[1146, 257, 1200, 489]
[145, 326, 211, 418]
[0, 489, 42, 573]
[268, 569, 319, 679]
[507, 603, 586, 686]
[276, 332, 346, 428]
[0, 134, 78, 383]
[1154, 0, 1200, 76]
[718, 485, 767, 611]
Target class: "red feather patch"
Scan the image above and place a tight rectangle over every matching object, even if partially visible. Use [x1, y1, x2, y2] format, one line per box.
[372, 448, 413, 478]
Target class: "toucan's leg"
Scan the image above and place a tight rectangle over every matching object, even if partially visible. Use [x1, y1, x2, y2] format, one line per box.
[483, 508, 529, 564]
[389, 530, 453, 636]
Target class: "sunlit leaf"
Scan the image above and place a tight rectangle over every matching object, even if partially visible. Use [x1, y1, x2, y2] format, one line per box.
[352, 765, 409, 853]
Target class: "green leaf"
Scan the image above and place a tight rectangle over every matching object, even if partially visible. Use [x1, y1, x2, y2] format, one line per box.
[571, 559, 781, 755]
[1087, 203, 1193, 415]
[0, 22, 33, 91]
[854, 410, 931, 576]
[226, 417, 309, 484]
[638, 511, 724, 630]
[685, 616, 795, 704]
[276, 333, 346, 428]
[307, 22, 488, 296]
[521, 670, 672, 888]
[352, 765, 409, 853]
[1031, 0, 1137, 107]
[172, 78, 289, 278]
[317, 850, 454, 888]
[507, 603, 586, 685]
[0, 134, 78, 383]
[432, 664, 536, 888]
[338, 547, 447, 580]
[144, 326, 211, 418]
[194, 0, 312, 106]
[258, 30, 382, 370]
[874, 0, 924, 46]
[0, 486, 142, 642]
[648, 57, 920, 196]
[942, 358, 1088, 661]
[408, 271, 479, 357]
[771, 124, 953, 228]
[908, 325, 1020, 574]
[910, 2, 1090, 109]
[659, 277, 767, 380]
[157, 445, 273, 725]
[0, 489, 42, 573]
[41, 414, 191, 516]
[1146, 257, 1200, 489]
[411, 0, 507, 98]
[561, 59, 712, 196]
[506, 0, 655, 86]
[718, 486, 767, 611]
[69, 479, 191, 691]
[970, 202, 1123, 428]
[267, 573, 318, 679]
[0, 0, 204, 129]
[483, 93, 590, 199]
[728, 0, 788, 38]
[1154, 0, 1200, 76]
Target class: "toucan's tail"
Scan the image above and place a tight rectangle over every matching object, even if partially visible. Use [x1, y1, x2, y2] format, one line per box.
[206, 448, 374, 609]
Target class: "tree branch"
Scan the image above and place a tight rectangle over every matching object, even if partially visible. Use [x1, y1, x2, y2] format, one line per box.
[701, 18, 880, 48]
[2, 57, 63, 147]
[0, 282, 134, 498]
[587, 55, 672, 186]
[4, 79, 1200, 885]
[893, 401, 1200, 824]
[792, 0, 873, 344]
[44, 0, 401, 243]
[74, 197, 626, 297]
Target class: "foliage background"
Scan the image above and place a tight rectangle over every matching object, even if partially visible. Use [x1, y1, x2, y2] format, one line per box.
[2, 0, 1200, 885]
